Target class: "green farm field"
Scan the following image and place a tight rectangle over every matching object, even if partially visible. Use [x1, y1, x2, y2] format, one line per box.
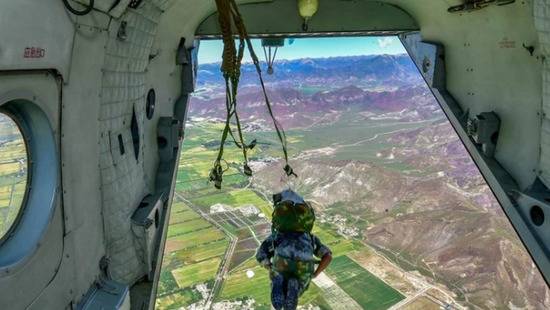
[326, 256, 405, 310]
[156, 199, 229, 309]
[166, 219, 211, 238]
[172, 257, 222, 288]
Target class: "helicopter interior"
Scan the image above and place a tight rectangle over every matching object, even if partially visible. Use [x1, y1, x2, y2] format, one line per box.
[0, 0, 548, 309]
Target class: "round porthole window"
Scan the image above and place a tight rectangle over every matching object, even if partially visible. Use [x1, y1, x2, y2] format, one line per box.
[146, 89, 156, 120]
[0, 113, 28, 241]
[0, 96, 58, 268]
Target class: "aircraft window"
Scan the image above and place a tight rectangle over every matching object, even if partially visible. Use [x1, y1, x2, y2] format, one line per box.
[0, 99, 57, 268]
[156, 37, 550, 309]
[0, 112, 28, 241]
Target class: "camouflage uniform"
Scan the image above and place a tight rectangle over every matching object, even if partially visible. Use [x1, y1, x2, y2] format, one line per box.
[256, 232, 331, 310]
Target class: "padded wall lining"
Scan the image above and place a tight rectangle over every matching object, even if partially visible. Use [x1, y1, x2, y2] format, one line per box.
[98, 0, 165, 284]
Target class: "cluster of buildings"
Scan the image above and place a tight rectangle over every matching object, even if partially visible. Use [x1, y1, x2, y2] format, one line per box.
[318, 213, 360, 238]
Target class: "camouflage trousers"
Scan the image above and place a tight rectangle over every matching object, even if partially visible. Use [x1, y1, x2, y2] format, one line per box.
[270, 271, 311, 310]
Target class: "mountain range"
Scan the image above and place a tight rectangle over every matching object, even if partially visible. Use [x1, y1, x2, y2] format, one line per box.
[191, 55, 435, 128]
[197, 54, 422, 88]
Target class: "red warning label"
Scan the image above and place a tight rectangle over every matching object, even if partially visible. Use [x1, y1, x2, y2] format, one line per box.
[23, 47, 45, 58]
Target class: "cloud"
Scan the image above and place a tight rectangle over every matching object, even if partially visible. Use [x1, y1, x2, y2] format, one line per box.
[377, 37, 395, 49]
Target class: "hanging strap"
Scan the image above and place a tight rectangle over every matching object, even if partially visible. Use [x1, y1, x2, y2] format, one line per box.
[210, 0, 296, 189]
[210, 0, 253, 188]
[246, 39, 297, 178]
[229, 1, 296, 178]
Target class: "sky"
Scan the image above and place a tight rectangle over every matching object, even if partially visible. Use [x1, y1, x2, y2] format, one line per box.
[197, 36, 407, 64]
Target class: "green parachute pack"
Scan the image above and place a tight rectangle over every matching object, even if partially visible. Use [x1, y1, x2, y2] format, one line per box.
[272, 189, 315, 233]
